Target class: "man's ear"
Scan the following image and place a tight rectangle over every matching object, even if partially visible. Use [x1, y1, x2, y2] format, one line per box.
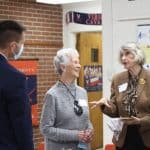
[9, 41, 17, 50]
[6, 41, 17, 59]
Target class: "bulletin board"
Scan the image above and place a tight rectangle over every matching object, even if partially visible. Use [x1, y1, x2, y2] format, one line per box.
[137, 24, 150, 70]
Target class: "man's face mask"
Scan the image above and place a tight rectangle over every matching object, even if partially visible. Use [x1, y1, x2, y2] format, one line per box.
[12, 43, 24, 60]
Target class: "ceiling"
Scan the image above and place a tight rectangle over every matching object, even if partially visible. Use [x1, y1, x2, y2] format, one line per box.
[36, 0, 94, 5]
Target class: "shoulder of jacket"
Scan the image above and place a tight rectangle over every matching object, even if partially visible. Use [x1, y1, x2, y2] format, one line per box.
[113, 71, 128, 80]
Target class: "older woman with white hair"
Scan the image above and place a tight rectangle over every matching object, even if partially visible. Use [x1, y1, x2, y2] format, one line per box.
[90, 42, 150, 150]
[40, 48, 93, 150]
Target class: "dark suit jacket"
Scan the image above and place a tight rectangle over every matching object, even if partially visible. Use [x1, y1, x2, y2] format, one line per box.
[0, 54, 34, 150]
[102, 68, 150, 148]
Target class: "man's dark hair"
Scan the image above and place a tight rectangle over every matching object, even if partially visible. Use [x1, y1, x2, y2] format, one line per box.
[0, 20, 26, 48]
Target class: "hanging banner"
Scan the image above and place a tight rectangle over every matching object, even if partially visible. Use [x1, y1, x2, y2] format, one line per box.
[9, 59, 38, 126]
[66, 11, 102, 25]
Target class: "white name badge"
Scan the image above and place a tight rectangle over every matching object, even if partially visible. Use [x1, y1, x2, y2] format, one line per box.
[78, 99, 88, 107]
[118, 83, 128, 92]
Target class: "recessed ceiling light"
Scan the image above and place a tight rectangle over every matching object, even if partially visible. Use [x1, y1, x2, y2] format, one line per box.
[36, 0, 94, 4]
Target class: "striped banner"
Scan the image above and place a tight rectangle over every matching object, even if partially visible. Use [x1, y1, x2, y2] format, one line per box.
[66, 11, 102, 25]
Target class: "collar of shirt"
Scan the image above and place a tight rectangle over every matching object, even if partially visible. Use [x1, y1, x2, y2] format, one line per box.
[0, 52, 8, 60]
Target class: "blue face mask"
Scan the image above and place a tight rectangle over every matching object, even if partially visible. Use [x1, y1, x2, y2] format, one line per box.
[13, 44, 24, 60]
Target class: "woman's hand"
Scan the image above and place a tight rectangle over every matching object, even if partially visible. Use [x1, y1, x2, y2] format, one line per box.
[83, 129, 94, 143]
[120, 116, 141, 125]
[78, 129, 94, 143]
[78, 131, 85, 142]
[89, 97, 111, 109]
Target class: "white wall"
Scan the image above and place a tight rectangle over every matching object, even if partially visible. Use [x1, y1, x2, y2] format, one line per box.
[62, 0, 113, 148]
[62, 0, 102, 48]
[102, 0, 150, 146]
[63, 0, 110, 148]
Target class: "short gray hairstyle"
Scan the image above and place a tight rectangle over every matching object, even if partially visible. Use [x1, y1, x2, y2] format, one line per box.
[53, 48, 79, 75]
[119, 42, 146, 66]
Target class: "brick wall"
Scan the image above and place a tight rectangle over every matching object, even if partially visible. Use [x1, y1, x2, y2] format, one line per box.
[0, 0, 63, 149]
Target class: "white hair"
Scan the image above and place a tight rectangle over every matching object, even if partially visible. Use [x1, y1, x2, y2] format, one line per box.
[119, 42, 146, 66]
[53, 48, 79, 75]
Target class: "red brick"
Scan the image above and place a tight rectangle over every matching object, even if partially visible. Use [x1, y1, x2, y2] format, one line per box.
[0, 0, 63, 149]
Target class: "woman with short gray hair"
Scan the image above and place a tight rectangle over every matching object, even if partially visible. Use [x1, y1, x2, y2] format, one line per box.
[119, 42, 145, 66]
[53, 48, 79, 75]
[40, 48, 93, 150]
[90, 42, 150, 150]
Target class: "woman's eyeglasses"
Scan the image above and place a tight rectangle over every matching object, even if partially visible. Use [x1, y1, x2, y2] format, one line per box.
[74, 100, 83, 116]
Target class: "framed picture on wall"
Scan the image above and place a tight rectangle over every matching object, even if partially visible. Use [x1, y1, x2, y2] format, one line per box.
[84, 65, 102, 92]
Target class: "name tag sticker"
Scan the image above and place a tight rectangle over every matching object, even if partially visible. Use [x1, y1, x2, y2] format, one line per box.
[78, 99, 88, 107]
[118, 83, 128, 92]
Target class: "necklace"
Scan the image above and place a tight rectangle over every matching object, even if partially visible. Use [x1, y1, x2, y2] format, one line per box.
[59, 80, 83, 116]
[59, 80, 76, 100]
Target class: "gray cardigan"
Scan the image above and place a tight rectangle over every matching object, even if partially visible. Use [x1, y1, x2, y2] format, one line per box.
[40, 81, 93, 150]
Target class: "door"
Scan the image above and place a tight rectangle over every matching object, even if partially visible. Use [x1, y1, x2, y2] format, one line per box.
[76, 32, 103, 149]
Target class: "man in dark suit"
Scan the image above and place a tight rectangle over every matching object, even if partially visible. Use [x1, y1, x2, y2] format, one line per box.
[0, 20, 34, 150]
